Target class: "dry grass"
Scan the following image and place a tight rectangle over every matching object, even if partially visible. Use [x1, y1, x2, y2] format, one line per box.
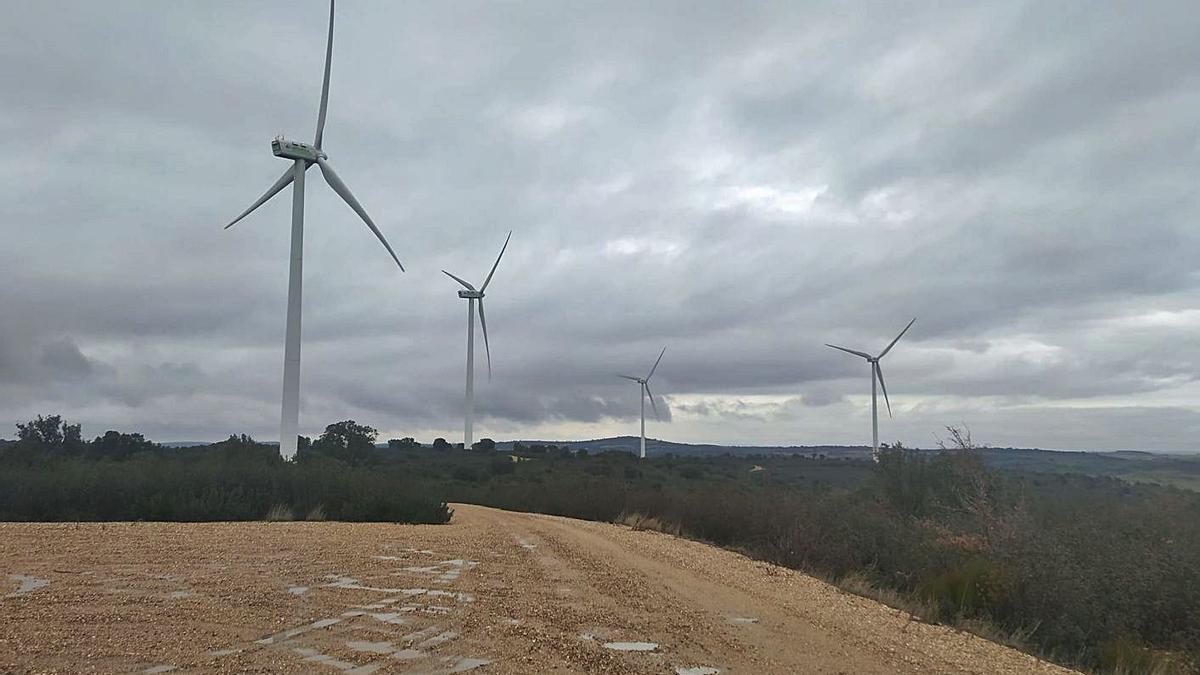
[263, 503, 295, 521]
[616, 511, 682, 536]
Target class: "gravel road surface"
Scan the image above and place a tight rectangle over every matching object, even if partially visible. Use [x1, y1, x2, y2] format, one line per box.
[1, 504, 1075, 674]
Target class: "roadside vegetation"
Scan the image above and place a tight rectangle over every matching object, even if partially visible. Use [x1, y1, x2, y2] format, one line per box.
[0, 416, 450, 524]
[2, 414, 1197, 673]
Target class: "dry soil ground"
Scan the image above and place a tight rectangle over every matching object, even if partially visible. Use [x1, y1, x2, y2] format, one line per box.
[1, 504, 1076, 674]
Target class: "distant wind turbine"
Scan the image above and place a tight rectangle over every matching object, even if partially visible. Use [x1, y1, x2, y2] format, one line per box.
[220, 1, 404, 460]
[443, 231, 512, 449]
[619, 347, 667, 460]
[825, 318, 916, 460]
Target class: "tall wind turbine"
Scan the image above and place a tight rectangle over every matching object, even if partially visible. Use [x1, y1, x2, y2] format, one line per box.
[443, 231, 512, 449]
[825, 318, 916, 460]
[221, 1, 404, 459]
[619, 347, 666, 460]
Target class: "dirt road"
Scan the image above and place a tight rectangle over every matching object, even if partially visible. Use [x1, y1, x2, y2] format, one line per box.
[1, 505, 1074, 674]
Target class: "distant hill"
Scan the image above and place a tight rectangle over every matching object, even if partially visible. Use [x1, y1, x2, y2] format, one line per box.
[498, 435, 874, 459]
[494, 436, 1200, 490]
[154, 434, 1200, 490]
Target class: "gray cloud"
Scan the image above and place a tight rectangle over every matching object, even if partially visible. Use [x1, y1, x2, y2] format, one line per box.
[1, 1, 1198, 451]
[38, 337, 94, 380]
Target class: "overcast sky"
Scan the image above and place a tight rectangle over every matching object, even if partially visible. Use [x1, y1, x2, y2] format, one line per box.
[2, 1, 1198, 451]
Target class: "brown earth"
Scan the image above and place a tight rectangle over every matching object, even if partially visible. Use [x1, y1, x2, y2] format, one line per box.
[0, 504, 1076, 674]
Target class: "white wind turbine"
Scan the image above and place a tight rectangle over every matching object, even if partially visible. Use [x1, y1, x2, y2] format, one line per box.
[443, 231, 512, 449]
[221, 1, 403, 459]
[825, 318, 916, 460]
[619, 347, 667, 460]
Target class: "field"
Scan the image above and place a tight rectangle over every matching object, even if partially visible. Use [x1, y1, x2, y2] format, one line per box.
[1, 505, 1073, 674]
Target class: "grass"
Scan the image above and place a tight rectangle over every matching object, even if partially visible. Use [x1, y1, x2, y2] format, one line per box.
[264, 503, 295, 521]
[616, 511, 682, 536]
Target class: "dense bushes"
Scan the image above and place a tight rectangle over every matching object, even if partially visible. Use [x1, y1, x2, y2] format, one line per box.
[0, 419, 450, 523]
[0, 453, 450, 523]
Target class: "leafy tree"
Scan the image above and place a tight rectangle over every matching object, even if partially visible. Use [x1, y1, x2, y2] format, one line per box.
[472, 438, 496, 452]
[432, 437, 451, 451]
[90, 430, 155, 460]
[214, 434, 278, 465]
[388, 437, 420, 451]
[307, 420, 377, 466]
[15, 414, 84, 455]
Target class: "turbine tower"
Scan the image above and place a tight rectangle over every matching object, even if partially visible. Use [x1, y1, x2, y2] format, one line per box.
[221, 1, 404, 459]
[619, 346, 666, 459]
[443, 231, 512, 449]
[825, 318, 916, 460]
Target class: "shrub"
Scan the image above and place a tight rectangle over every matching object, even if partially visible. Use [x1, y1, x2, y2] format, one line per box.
[489, 456, 516, 475]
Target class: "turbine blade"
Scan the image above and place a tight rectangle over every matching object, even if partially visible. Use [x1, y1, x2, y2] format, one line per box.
[223, 166, 296, 229]
[316, 157, 404, 271]
[314, 0, 335, 149]
[825, 343, 872, 360]
[617, 374, 640, 381]
[878, 317, 917, 358]
[645, 383, 660, 421]
[876, 362, 893, 418]
[646, 346, 667, 380]
[478, 299, 492, 380]
[442, 270, 476, 291]
[480, 230, 512, 292]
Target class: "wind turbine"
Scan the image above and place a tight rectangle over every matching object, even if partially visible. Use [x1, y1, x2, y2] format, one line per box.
[443, 231, 512, 449]
[221, 1, 404, 459]
[825, 318, 916, 460]
[619, 347, 666, 460]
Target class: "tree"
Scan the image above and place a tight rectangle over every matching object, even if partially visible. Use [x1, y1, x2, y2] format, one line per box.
[215, 434, 278, 464]
[432, 437, 451, 451]
[472, 438, 496, 452]
[90, 430, 154, 460]
[309, 420, 378, 465]
[15, 414, 84, 455]
[388, 437, 420, 451]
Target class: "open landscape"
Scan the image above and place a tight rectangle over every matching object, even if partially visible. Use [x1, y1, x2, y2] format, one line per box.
[5, 0, 1200, 673]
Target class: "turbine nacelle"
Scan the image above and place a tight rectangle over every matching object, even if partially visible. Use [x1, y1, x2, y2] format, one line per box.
[457, 289, 483, 299]
[271, 137, 326, 163]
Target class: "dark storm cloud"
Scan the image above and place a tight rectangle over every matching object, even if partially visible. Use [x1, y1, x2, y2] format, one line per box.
[1, 1, 1198, 450]
[38, 337, 94, 380]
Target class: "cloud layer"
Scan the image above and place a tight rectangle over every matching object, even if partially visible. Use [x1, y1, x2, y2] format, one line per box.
[2, 1, 1198, 450]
